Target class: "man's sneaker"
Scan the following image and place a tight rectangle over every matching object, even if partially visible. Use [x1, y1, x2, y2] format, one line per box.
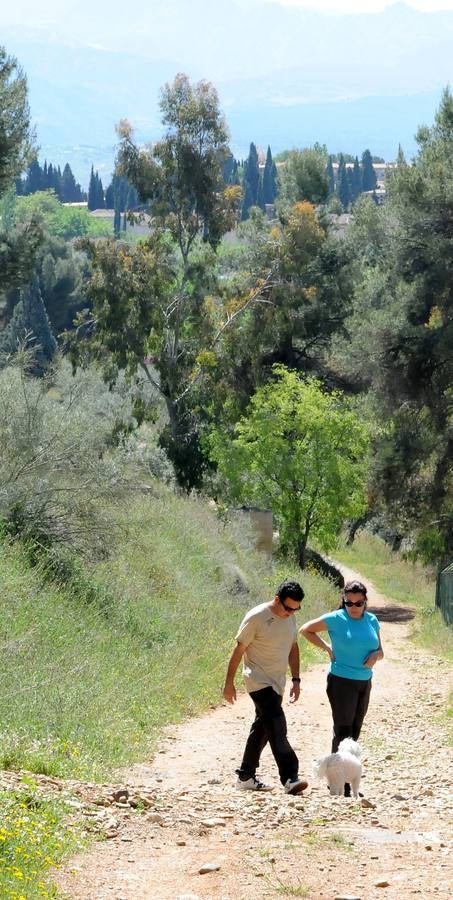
[284, 777, 308, 795]
[236, 776, 273, 792]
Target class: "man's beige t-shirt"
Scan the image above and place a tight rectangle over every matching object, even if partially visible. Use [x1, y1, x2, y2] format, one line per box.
[235, 602, 297, 696]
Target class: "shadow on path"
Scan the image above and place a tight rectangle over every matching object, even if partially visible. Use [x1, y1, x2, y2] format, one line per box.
[368, 603, 416, 623]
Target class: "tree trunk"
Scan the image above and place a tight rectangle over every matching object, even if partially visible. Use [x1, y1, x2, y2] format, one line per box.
[346, 513, 371, 546]
[298, 538, 306, 569]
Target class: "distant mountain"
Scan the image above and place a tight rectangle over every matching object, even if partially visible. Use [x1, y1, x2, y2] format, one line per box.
[2, 2, 452, 187]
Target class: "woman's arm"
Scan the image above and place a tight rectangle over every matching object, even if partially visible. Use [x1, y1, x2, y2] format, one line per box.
[299, 616, 334, 661]
[363, 632, 384, 668]
[288, 641, 301, 703]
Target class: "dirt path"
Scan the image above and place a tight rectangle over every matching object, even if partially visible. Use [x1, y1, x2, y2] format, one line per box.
[55, 565, 452, 900]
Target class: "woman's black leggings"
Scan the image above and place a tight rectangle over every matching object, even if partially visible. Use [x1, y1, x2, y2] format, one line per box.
[326, 673, 372, 753]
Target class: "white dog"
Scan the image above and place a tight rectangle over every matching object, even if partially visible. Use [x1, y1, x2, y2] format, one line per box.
[314, 738, 363, 798]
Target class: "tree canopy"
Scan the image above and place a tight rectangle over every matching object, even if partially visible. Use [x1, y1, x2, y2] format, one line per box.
[210, 367, 369, 567]
[0, 47, 35, 197]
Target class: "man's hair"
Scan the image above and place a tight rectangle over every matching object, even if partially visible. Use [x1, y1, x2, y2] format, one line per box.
[276, 580, 304, 602]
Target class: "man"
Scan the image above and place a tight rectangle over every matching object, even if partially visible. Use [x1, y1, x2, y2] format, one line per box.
[223, 580, 308, 795]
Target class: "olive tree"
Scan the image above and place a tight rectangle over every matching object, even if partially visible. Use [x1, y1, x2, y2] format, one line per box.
[209, 366, 369, 568]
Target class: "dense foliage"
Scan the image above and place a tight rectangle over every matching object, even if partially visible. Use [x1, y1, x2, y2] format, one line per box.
[17, 157, 85, 202]
[210, 367, 369, 567]
[0, 42, 450, 567]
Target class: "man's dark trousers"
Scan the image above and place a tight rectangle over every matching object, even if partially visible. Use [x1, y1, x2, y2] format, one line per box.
[236, 685, 299, 785]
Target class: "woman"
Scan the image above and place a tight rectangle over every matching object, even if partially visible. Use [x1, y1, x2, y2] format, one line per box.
[299, 580, 383, 793]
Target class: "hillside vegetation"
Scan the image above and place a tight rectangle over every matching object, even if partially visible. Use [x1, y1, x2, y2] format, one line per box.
[0, 486, 338, 783]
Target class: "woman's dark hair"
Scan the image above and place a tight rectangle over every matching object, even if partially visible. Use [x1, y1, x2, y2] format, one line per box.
[338, 579, 368, 613]
[344, 580, 367, 595]
[276, 580, 304, 603]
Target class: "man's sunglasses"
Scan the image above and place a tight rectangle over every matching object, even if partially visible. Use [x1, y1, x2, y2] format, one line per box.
[280, 599, 301, 613]
[344, 599, 365, 608]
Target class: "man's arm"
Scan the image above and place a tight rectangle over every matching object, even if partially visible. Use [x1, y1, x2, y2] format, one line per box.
[288, 640, 301, 703]
[223, 642, 247, 704]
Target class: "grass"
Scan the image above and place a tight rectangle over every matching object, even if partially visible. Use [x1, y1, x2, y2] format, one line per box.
[272, 878, 310, 897]
[1, 504, 448, 898]
[0, 481, 340, 896]
[302, 829, 353, 850]
[0, 787, 83, 899]
[333, 531, 453, 662]
[0, 481, 336, 782]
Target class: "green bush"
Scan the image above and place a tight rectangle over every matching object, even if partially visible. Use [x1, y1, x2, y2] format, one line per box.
[0, 356, 138, 555]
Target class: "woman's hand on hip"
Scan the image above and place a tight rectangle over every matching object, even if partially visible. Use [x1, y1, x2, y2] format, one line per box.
[363, 651, 380, 668]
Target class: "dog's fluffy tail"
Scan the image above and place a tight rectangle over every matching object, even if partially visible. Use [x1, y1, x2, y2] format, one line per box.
[337, 738, 362, 758]
[313, 758, 327, 779]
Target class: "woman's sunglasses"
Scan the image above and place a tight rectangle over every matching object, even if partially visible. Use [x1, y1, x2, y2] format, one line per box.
[344, 599, 365, 608]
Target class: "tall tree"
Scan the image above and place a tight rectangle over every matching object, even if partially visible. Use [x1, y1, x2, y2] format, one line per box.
[326, 155, 335, 196]
[279, 148, 329, 206]
[96, 174, 105, 209]
[75, 74, 244, 489]
[373, 88, 453, 561]
[0, 46, 40, 295]
[210, 367, 369, 568]
[262, 145, 278, 205]
[241, 142, 260, 219]
[350, 155, 362, 202]
[0, 272, 57, 374]
[336, 155, 350, 210]
[0, 47, 34, 196]
[25, 159, 43, 193]
[61, 163, 77, 202]
[207, 199, 354, 428]
[361, 149, 377, 192]
[87, 166, 97, 211]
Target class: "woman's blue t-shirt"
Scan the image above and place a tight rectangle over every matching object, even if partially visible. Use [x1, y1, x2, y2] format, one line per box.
[323, 609, 380, 681]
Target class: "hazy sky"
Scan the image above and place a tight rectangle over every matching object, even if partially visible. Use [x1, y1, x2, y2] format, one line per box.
[3, 0, 453, 27]
[267, 0, 453, 9]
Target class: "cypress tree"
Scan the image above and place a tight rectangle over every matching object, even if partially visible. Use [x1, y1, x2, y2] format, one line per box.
[119, 176, 129, 211]
[126, 185, 138, 211]
[351, 155, 362, 201]
[96, 175, 105, 209]
[336, 155, 350, 210]
[25, 159, 43, 194]
[361, 149, 377, 191]
[113, 205, 121, 237]
[397, 143, 407, 167]
[105, 178, 114, 209]
[61, 163, 78, 202]
[0, 273, 57, 374]
[55, 165, 63, 197]
[241, 142, 260, 219]
[263, 146, 277, 205]
[241, 176, 254, 221]
[113, 178, 122, 236]
[231, 159, 240, 186]
[257, 173, 264, 210]
[326, 156, 335, 196]
[87, 166, 97, 210]
[222, 153, 235, 184]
